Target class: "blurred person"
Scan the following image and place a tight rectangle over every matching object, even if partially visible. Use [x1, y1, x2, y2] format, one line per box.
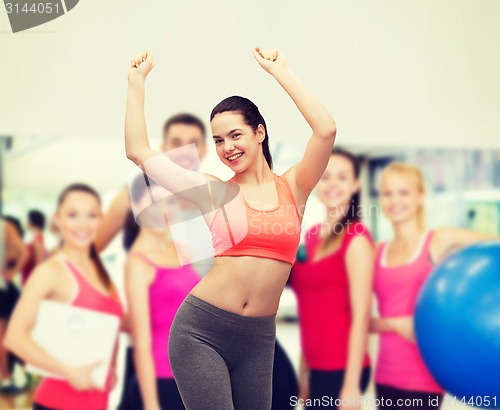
[21, 209, 48, 285]
[0, 217, 27, 394]
[3, 216, 24, 239]
[44, 215, 62, 256]
[4, 184, 124, 410]
[125, 47, 336, 409]
[97, 113, 208, 410]
[124, 176, 200, 410]
[371, 162, 497, 409]
[94, 113, 207, 253]
[290, 149, 374, 409]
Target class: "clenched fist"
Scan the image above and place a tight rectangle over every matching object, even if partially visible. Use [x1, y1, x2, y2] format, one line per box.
[252, 47, 288, 75]
[128, 48, 155, 82]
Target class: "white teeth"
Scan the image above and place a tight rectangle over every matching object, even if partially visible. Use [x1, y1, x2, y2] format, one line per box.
[228, 153, 243, 161]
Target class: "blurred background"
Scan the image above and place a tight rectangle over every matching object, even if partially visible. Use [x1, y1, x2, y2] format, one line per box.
[1, 0, 499, 408]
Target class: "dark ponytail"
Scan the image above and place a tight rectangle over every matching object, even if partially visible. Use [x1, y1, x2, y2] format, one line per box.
[262, 138, 273, 171]
[123, 173, 162, 251]
[90, 243, 112, 291]
[210, 96, 273, 170]
[320, 148, 362, 251]
[123, 210, 139, 251]
[57, 183, 113, 291]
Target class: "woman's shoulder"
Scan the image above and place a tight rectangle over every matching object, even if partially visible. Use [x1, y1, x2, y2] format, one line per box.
[38, 253, 64, 272]
[338, 221, 373, 255]
[25, 254, 64, 285]
[125, 246, 155, 268]
[345, 220, 373, 240]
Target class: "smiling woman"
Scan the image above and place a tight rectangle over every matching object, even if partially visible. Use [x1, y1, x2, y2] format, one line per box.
[4, 184, 124, 410]
[289, 149, 374, 409]
[124, 46, 336, 409]
[371, 162, 499, 409]
[211, 96, 273, 171]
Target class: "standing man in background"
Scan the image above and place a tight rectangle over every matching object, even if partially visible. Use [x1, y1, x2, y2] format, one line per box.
[95, 113, 208, 254]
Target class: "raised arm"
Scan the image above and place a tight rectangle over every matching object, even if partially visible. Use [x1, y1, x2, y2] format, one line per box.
[253, 47, 337, 205]
[125, 49, 219, 211]
[125, 49, 159, 166]
[94, 187, 131, 253]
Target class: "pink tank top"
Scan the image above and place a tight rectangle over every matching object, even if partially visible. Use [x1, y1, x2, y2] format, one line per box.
[35, 258, 124, 410]
[373, 231, 443, 393]
[210, 173, 301, 264]
[130, 252, 200, 378]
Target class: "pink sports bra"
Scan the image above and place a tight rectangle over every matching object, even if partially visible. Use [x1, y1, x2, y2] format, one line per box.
[210, 173, 301, 265]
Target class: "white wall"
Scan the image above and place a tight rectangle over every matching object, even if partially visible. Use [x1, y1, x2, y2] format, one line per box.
[1, 0, 499, 163]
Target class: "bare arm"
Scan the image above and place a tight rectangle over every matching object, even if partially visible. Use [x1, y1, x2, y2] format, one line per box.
[94, 187, 131, 253]
[370, 317, 395, 333]
[432, 227, 498, 265]
[298, 351, 309, 400]
[4, 268, 65, 376]
[125, 73, 159, 165]
[5, 265, 70, 377]
[341, 235, 374, 399]
[370, 317, 415, 343]
[253, 48, 337, 203]
[125, 49, 219, 211]
[125, 256, 161, 410]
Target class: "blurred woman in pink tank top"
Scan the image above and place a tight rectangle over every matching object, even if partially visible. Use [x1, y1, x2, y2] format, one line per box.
[124, 176, 200, 410]
[371, 163, 494, 409]
[5, 184, 124, 410]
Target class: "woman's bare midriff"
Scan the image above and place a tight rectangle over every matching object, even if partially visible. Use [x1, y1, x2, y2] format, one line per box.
[189, 256, 291, 317]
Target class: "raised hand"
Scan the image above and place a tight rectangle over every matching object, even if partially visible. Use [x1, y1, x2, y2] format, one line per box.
[252, 47, 288, 75]
[128, 48, 155, 82]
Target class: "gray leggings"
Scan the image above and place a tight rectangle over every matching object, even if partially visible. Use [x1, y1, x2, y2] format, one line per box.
[168, 293, 277, 410]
